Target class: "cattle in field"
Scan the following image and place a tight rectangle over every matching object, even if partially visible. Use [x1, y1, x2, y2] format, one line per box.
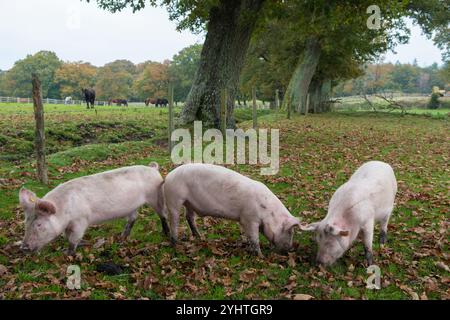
[145, 98, 168, 107]
[82, 88, 96, 109]
[108, 99, 128, 106]
[64, 97, 72, 105]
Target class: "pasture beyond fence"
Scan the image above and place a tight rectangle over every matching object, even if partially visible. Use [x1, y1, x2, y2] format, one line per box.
[0, 96, 272, 109]
[0, 96, 152, 107]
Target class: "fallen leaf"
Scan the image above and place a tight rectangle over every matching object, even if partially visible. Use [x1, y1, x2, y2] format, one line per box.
[293, 294, 314, 300]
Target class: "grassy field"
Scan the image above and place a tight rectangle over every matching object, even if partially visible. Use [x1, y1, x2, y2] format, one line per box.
[0, 103, 448, 300]
[335, 95, 450, 118]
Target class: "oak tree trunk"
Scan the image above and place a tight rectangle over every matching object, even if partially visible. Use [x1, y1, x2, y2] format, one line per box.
[181, 0, 265, 128]
[282, 38, 321, 114]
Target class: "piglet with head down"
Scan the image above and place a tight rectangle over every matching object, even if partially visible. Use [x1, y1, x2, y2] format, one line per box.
[19, 163, 167, 255]
[301, 161, 397, 266]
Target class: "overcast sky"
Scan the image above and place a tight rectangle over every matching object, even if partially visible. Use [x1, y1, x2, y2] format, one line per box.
[0, 0, 444, 71]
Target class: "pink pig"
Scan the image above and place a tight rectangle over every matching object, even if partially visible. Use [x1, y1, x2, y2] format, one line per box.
[301, 161, 397, 266]
[19, 163, 167, 255]
[162, 163, 300, 256]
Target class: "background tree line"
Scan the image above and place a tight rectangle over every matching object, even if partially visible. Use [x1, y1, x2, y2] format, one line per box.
[333, 60, 449, 97]
[1, 48, 447, 103]
[0, 0, 448, 118]
[0, 44, 203, 102]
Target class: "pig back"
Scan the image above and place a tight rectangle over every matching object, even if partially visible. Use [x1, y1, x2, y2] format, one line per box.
[164, 164, 267, 221]
[44, 166, 160, 223]
[328, 161, 397, 221]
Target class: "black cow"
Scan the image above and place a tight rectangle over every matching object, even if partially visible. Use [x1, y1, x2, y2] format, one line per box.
[82, 88, 96, 109]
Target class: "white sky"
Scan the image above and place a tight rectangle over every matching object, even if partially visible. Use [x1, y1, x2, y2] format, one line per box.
[0, 0, 445, 70]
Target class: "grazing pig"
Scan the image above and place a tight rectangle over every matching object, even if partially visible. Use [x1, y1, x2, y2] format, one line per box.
[162, 163, 300, 256]
[19, 163, 168, 255]
[301, 161, 397, 266]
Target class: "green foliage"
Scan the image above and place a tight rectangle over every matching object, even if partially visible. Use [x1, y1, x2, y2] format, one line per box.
[407, 0, 450, 61]
[87, 0, 220, 32]
[168, 44, 202, 102]
[428, 93, 441, 109]
[241, 0, 410, 105]
[2, 51, 62, 98]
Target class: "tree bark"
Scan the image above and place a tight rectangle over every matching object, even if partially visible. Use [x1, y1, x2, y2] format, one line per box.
[320, 80, 332, 112]
[309, 80, 321, 113]
[32, 73, 48, 185]
[181, 0, 265, 128]
[281, 38, 321, 114]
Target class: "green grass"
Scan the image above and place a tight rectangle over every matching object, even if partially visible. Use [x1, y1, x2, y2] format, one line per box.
[0, 103, 448, 300]
[334, 95, 450, 119]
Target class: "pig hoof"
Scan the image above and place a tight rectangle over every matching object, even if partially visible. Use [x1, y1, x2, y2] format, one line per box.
[180, 234, 189, 241]
[380, 232, 388, 245]
[365, 254, 373, 266]
[64, 249, 76, 256]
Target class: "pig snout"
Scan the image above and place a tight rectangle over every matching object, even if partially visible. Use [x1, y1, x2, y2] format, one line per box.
[20, 242, 32, 252]
[316, 253, 336, 267]
[20, 241, 38, 253]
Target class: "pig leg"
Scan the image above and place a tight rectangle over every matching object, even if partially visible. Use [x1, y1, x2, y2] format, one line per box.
[167, 204, 181, 245]
[159, 215, 170, 237]
[241, 220, 263, 257]
[149, 186, 170, 237]
[361, 220, 374, 265]
[66, 221, 88, 256]
[185, 203, 201, 238]
[379, 209, 392, 246]
[122, 210, 138, 238]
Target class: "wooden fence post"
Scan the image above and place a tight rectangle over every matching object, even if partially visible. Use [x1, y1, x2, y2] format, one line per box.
[168, 84, 174, 153]
[252, 87, 257, 129]
[31, 74, 48, 185]
[221, 88, 227, 135]
[275, 89, 280, 111]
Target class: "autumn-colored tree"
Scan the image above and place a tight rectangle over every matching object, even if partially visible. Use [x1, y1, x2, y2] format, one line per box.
[95, 60, 135, 100]
[133, 61, 170, 100]
[54, 62, 97, 99]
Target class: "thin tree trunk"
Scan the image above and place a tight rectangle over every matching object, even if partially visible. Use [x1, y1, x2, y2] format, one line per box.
[281, 38, 321, 114]
[320, 80, 332, 112]
[309, 80, 321, 113]
[181, 0, 265, 128]
[32, 74, 48, 185]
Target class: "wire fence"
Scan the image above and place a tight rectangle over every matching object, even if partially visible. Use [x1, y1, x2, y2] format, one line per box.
[0, 96, 271, 109]
[0, 96, 155, 107]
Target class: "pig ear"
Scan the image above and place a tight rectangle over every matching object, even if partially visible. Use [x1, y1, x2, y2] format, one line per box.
[283, 216, 301, 232]
[149, 162, 159, 170]
[300, 222, 320, 232]
[19, 187, 38, 210]
[325, 224, 349, 237]
[36, 200, 56, 216]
